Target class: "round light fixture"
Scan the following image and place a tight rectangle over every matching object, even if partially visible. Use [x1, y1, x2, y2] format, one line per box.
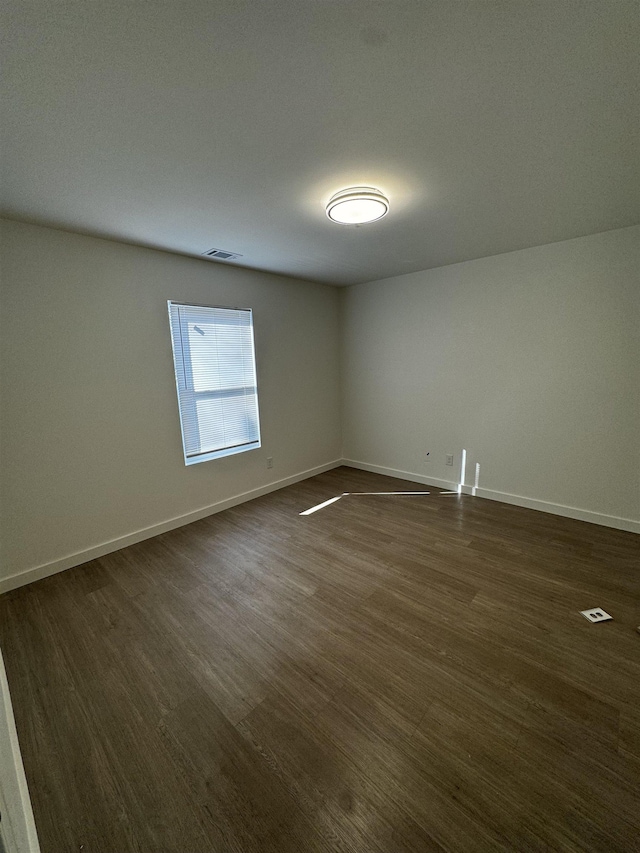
[326, 186, 389, 224]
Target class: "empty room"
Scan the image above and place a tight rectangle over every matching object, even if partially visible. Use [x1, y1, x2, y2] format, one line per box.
[1, 2, 639, 852]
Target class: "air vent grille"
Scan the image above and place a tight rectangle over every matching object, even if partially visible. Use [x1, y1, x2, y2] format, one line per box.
[203, 248, 243, 260]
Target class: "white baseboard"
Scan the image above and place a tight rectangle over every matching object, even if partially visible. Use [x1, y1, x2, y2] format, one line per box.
[0, 649, 41, 853]
[0, 460, 343, 595]
[340, 458, 460, 492]
[341, 458, 640, 534]
[473, 486, 640, 534]
[2, 457, 636, 596]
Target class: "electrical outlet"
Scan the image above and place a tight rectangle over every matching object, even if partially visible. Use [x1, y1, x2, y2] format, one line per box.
[267, 457, 273, 469]
[445, 454, 454, 466]
[580, 608, 612, 623]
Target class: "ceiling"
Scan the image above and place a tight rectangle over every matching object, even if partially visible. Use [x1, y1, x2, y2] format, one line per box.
[2, 1, 639, 286]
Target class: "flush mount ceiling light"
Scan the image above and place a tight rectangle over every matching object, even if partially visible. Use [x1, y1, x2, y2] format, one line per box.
[326, 186, 389, 224]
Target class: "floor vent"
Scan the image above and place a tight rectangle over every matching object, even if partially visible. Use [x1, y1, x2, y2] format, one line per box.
[202, 248, 243, 260]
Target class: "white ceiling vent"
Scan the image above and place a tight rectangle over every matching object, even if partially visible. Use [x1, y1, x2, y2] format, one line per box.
[202, 248, 243, 261]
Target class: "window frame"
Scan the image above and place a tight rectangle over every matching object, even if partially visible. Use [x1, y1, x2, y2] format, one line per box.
[167, 300, 261, 466]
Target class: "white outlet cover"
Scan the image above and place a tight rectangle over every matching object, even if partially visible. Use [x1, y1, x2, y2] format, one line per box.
[580, 608, 612, 623]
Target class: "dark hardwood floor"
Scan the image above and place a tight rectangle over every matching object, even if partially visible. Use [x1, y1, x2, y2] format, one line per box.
[1, 467, 639, 852]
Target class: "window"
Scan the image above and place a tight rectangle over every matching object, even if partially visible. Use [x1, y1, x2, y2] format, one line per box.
[168, 301, 261, 465]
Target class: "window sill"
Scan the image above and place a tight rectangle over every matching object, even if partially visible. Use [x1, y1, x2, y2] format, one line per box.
[184, 441, 261, 465]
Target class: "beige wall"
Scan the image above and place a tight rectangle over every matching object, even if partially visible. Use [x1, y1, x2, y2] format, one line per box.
[0, 220, 342, 584]
[341, 226, 640, 530]
[2, 220, 638, 589]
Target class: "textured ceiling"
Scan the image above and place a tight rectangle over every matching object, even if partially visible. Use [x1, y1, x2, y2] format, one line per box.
[2, 1, 639, 285]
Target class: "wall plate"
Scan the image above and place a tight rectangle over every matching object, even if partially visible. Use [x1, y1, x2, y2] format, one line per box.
[580, 608, 612, 623]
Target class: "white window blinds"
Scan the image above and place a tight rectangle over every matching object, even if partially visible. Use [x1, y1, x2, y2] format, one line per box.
[168, 302, 261, 465]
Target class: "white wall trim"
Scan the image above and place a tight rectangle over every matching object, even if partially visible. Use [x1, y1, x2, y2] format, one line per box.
[473, 486, 640, 534]
[341, 459, 640, 534]
[3, 456, 636, 596]
[0, 460, 343, 595]
[0, 649, 41, 853]
[341, 458, 460, 492]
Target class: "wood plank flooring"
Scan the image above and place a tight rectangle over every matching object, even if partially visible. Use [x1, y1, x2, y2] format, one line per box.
[1, 467, 639, 852]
